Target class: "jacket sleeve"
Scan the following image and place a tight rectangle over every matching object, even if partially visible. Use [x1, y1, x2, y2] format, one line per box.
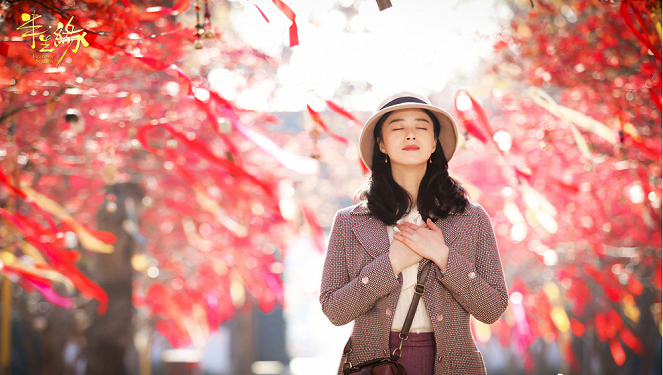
[434, 204, 509, 324]
[319, 210, 401, 326]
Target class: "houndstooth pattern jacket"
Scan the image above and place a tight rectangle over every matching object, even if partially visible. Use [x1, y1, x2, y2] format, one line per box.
[319, 200, 509, 375]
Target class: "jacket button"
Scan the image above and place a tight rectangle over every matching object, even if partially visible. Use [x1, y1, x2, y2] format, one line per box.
[386, 308, 392, 316]
[437, 355, 443, 362]
[436, 313, 444, 322]
[383, 349, 388, 356]
[468, 272, 476, 279]
[361, 276, 369, 284]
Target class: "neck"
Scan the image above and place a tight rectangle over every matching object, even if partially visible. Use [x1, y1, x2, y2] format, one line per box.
[390, 163, 426, 206]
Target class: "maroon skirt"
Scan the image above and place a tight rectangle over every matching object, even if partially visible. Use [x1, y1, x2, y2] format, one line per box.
[389, 331, 436, 375]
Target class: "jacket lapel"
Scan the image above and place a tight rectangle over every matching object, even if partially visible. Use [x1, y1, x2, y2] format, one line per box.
[351, 215, 390, 259]
[418, 216, 460, 275]
[349, 201, 464, 264]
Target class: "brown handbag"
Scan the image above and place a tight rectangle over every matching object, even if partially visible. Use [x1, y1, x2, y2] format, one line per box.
[342, 262, 432, 375]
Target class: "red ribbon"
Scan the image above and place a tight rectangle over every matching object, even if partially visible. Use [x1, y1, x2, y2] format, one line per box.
[246, 0, 270, 22]
[301, 205, 325, 254]
[649, 88, 662, 112]
[191, 93, 242, 163]
[620, 326, 643, 355]
[271, 0, 298, 47]
[30, 278, 75, 309]
[306, 105, 350, 145]
[0, 167, 58, 234]
[313, 93, 363, 126]
[134, 125, 165, 156]
[0, 41, 8, 57]
[0, 207, 108, 314]
[620, 1, 662, 62]
[90, 41, 304, 182]
[139, 0, 190, 21]
[208, 91, 315, 177]
[306, 103, 371, 174]
[136, 123, 277, 201]
[10, 275, 72, 309]
[454, 90, 501, 152]
[173, 161, 253, 205]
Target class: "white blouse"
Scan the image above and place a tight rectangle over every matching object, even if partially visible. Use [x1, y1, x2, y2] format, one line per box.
[387, 208, 434, 333]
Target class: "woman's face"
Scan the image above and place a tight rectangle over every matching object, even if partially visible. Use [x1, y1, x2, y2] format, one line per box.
[378, 108, 437, 168]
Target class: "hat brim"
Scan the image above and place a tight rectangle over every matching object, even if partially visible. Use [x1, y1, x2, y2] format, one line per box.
[358, 103, 459, 171]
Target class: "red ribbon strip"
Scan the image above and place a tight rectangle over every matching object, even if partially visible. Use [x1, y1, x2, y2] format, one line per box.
[89, 41, 307, 182]
[456, 89, 496, 139]
[307, 100, 369, 172]
[306, 105, 350, 145]
[0, 41, 8, 57]
[136, 123, 277, 201]
[139, 0, 190, 21]
[208, 91, 315, 177]
[271, 0, 298, 47]
[301, 205, 325, 254]
[315, 94, 363, 126]
[30, 278, 75, 309]
[191, 93, 242, 163]
[246, 0, 270, 22]
[454, 90, 499, 150]
[2, 270, 73, 309]
[0, 207, 108, 314]
[173, 160, 253, 205]
[620, 1, 661, 62]
[0, 168, 58, 234]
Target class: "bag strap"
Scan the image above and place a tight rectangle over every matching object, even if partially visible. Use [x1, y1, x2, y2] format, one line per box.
[391, 261, 431, 360]
[343, 261, 432, 369]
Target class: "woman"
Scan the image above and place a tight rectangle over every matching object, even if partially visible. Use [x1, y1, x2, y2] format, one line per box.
[319, 91, 509, 375]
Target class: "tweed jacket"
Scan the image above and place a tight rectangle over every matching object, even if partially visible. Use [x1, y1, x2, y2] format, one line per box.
[319, 200, 509, 375]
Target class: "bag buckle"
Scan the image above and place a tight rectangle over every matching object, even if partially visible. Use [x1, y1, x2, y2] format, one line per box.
[414, 283, 425, 295]
[391, 332, 408, 360]
[342, 348, 353, 371]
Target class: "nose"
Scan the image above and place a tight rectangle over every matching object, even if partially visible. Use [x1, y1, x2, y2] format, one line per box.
[406, 127, 416, 140]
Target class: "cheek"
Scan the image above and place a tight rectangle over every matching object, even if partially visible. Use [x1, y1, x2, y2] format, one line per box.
[382, 135, 397, 151]
[429, 134, 438, 149]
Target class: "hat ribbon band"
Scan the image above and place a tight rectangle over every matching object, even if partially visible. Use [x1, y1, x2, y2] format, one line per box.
[379, 96, 427, 110]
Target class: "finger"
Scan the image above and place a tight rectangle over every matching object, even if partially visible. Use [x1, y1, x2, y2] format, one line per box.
[426, 218, 441, 232]
[393, 233, 409, 245]
[396, 236, 423, 256]
[394, 234, 417, 251]
[394, 232, 414, 243]
[394, 231, 409, 240]
[396, 225, 416, 234]
[397, 231, 421, 246]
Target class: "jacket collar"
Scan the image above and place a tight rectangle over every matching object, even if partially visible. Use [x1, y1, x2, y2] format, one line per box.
[349, 200, 471, 216]
[349, 201, 468, 274]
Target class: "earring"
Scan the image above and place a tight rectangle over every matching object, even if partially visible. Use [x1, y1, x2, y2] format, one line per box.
[429, 157, 432, 164]
[385, 154, 388, 163]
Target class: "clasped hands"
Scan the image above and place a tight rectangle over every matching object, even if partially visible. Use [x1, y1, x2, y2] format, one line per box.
[389, 218, 449, 276]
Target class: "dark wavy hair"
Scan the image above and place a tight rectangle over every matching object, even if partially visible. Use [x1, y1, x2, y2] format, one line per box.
[353, 108, 470, 225]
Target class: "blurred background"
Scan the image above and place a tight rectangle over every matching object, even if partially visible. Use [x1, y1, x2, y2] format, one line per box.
[0, 0, 661, 374]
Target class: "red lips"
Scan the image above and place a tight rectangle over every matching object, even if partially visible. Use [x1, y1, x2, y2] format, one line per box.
[403, 145, 420, 151]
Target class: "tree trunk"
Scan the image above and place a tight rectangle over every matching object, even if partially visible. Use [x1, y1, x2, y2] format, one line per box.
[85, 183, 143, 375]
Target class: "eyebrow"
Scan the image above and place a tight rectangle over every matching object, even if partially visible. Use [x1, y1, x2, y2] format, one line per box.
[387, 118, 431, 126]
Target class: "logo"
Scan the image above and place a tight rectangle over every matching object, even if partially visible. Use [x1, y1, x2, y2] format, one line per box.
[16, 13, 90, 67]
